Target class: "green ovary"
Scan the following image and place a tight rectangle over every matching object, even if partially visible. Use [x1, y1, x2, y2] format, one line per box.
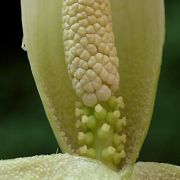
[75, 96, 127, 170]
[62, 0, 127, 170]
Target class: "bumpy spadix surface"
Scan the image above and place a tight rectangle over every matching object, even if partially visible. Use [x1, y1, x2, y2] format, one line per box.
[62, 0, 119, 107]
[21, 0, 165, 171]
[74, 97, 127, 169]
[62, 0, 127, 169]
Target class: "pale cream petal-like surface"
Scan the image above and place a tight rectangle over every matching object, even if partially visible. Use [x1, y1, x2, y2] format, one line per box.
[132, 162, 180, 180]
[0, 154, 121, 180]
[21, 0, 77, 153]
[0, 154, 180, 180]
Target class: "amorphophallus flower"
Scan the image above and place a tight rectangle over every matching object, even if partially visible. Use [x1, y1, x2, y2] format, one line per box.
[0, 0, 179, 179]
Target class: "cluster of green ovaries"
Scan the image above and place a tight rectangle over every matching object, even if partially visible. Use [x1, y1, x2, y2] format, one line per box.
[75, 96, 126, 169]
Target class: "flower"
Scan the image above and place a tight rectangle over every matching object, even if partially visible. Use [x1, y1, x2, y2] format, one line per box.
[0, 0, 179, 179]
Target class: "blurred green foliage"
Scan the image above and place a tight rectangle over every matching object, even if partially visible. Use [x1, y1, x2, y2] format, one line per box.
[0, 1, 179, 165]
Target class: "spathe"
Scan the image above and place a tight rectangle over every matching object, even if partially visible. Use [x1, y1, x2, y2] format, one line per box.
[21, 0, 164, 169]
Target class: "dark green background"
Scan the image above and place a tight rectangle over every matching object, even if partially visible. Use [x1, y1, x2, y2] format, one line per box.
[0, 1, 179, 165]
